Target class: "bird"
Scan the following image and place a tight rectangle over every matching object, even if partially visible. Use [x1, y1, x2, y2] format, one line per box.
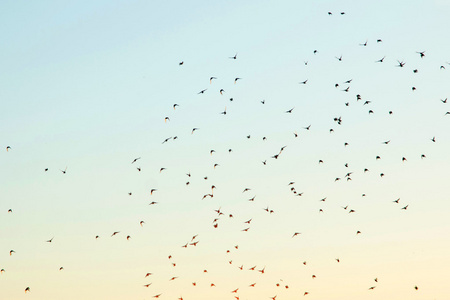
[210, 77, 217, 83]
[60, 167, 67, 174]
[234, 78, 241, 84]
[46, 237, 54, 243]
[198, 89, 207, 94]
[229, 53, 238, 59]
[6, 146, 11, 151]
[376, 56, 386, 63]
[417, 51, 425, 58]
[397, 60, 406, 67]
[299, 79, 308, 84]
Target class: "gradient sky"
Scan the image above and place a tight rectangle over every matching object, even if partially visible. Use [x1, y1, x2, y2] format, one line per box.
[1, 0, 450, 299]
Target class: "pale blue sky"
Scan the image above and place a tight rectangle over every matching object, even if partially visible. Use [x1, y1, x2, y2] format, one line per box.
[1, 1, 450, 299]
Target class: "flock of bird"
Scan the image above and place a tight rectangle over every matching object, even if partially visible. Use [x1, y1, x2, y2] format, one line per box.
[2, 9, 449, 300]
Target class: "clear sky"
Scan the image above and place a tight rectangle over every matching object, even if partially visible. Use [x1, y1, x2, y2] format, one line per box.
[1, 0, 450, 299]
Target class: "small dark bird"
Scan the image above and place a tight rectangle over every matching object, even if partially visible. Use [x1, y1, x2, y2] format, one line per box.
[397, 60, 406, 67]
[229, 53, 238, 59]
[416, 51, 425, 58]
[210, 77, 217, 83]
[179, 61, 184, 65]
[198, 89, 207, 94]
[376, 56, 385, 63]
[300, 79, 308, 84]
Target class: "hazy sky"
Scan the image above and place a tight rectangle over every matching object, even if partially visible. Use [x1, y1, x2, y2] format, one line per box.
[1, 1, 450, 299]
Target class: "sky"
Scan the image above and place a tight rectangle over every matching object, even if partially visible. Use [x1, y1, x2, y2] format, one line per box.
[1, 0, 450, 299]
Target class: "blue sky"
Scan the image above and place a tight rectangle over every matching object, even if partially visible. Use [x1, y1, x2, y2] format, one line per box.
[1, 1, 450, 299]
